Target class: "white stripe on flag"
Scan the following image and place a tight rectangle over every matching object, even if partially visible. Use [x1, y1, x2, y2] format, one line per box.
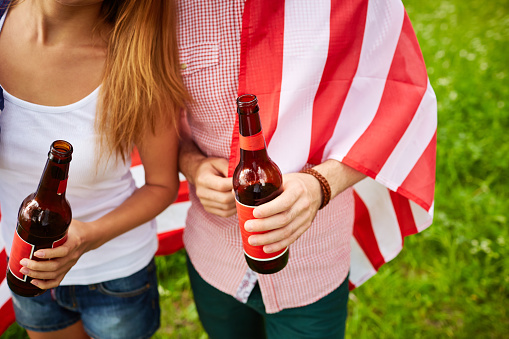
[130, 164, 145, 188]
[354, 178, 402, 262]
[412, 200, 434, 232]
[268, 0, 330, 173]
[130, 165, 187, 188]
[349, 237, 377, 286]
[0, 278, 12, 310]
[322, 0, 405, 161]
[156, 201, 191, 233]
[376, 80, 438, 189]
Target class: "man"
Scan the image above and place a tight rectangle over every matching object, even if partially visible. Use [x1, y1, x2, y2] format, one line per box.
[176, 0, 437, 338]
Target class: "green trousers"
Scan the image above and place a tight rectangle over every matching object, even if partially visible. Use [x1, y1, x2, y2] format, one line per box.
[187, 256, 349, 339]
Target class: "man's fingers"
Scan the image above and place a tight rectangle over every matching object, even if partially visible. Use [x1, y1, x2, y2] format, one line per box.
[247, 210, 311, 249]
[245, 209, 294, 233]
[203, 200, 236, 212]
[248, 224, 291, 247]
[196, 173, 232, 191]
[197, 186, 235, 205]
[209, 158, 230, 177]
[204, 206, 237, 218]
[252, 184, 302, 219]
[247, 226, 301, 253]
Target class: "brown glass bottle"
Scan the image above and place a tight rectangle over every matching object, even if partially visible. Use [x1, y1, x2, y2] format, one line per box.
[233, 94, 289, 274]
[7, 140, 73, 297]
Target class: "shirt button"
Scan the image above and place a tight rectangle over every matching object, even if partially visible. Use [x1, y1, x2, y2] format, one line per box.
[181, 63, 187, 70]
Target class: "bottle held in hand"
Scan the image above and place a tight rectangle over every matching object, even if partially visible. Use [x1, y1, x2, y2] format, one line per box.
[7, 140, 73, 297]
[233, 94, 289, 274]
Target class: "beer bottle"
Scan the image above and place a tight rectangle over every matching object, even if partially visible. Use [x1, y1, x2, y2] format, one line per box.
[7, 140, 73, 297]
[233, 94, 289, 274]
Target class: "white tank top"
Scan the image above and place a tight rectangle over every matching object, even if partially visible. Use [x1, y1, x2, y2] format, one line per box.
[0, 12, 158, 285]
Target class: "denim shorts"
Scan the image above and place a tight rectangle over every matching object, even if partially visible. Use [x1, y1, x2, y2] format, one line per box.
[11, 258, 160, 339]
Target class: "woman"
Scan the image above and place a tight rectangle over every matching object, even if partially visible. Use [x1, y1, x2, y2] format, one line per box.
[0, 0, 188, 338]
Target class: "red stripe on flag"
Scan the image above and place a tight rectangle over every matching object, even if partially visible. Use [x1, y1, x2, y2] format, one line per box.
[309, 0, 368, 164]
[397, 131, 436, 211]
[0, 247, 7, 277]
[175, 181, 189, 203]
[155, 229, 184, 256]
[352, 191, 385, 270]
[345, 12, 428, 174]
[389, 190, 418, 239]
[0, 299, 15, 335]
[0, 247, 15, 335]
[131, 147, 142, 167]
[229, 0, 285, 176]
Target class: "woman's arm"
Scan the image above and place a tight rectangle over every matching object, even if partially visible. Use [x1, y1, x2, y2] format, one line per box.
[19, 121, 180, 289]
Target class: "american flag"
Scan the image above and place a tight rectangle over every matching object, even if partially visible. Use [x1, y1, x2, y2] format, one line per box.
[230, 0, 436, 289]
[0, 0, 436, 334]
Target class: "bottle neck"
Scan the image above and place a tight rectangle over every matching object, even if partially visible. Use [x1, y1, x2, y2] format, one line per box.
[34, 159, 70, 202]
[238, 110, 269, 161]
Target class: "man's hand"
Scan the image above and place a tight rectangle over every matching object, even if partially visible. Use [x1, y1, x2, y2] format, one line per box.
[244, 172, 322, 253]
[193, 157, 236, 217]
[178, 122, 236, 218]
[245, 159, 366, 253]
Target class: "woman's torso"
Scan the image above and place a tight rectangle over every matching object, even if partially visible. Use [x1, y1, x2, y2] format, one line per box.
[0, 7, 158, 285]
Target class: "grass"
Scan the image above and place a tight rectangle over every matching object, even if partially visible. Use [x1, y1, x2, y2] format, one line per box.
[344, 0, 509, 337]
[3, 0, 508, 338]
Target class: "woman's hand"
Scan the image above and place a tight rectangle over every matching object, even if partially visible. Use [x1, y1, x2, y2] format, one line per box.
[19, 219, 91, 289]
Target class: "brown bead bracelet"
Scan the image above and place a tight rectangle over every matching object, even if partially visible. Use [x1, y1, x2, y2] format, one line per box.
[300, 168, 331, 210]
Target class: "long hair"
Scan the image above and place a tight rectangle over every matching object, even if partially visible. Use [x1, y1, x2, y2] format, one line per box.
[98, 0, 190, 162]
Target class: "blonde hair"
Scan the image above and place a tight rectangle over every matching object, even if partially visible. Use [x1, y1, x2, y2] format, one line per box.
[98, 0, 189, 162]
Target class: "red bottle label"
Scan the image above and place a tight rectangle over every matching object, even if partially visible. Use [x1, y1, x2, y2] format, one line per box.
[8, 227, 35, 282]
[53, 234, 68, 248]
[8, 230, 68, 282]
[239, 131, 265, 151]
[235, 199, 287, 261]
[57, 178, 68, 195]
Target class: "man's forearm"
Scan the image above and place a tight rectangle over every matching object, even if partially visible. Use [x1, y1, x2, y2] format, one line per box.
[312, 159, 366, 200]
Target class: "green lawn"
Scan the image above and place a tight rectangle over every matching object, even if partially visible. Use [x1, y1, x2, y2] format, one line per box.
[3, 0, 508, 338]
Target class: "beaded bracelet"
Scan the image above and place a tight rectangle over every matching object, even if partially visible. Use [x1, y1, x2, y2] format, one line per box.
[300, 168, 331, 210]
